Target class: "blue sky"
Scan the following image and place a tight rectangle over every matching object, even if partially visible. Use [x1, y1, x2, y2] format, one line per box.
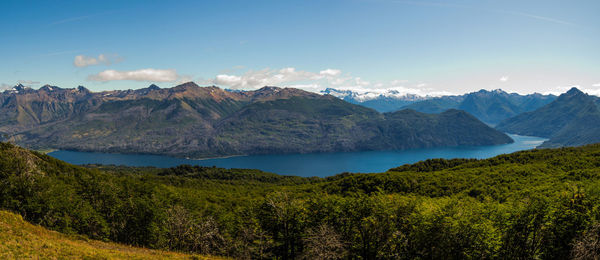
[1, 0, 598, 95]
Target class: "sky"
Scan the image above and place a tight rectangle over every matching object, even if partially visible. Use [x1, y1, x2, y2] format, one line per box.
[1, 0, 599, 96]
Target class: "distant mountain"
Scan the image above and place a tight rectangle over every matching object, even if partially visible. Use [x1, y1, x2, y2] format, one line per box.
[403, 89, 557, 125]
[0, 82, 512, 158]
[322, 88, 556, 125]
[320, 88, 427, 112]
[496, 88, 600, 148]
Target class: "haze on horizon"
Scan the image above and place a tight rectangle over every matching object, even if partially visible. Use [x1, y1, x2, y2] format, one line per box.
[1, 0, 598, 96]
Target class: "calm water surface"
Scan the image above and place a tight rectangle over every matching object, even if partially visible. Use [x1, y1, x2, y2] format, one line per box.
[48, 134, 546, 177]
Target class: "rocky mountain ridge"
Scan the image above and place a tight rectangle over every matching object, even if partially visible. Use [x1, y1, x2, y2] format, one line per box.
[0, 82, 512, 157]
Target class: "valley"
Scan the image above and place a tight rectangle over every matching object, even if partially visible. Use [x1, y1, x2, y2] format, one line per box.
[2, 1, 598, 259]
[48, 134, 545, 177]
[497, 88, 600, 148]
[2, 141, 600, 258]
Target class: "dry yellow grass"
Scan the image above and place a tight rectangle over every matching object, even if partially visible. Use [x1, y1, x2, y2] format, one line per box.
[0, 210, 224, 259]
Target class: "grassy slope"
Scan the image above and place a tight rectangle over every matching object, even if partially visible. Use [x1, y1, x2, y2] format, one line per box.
[0, 210, 221, 259]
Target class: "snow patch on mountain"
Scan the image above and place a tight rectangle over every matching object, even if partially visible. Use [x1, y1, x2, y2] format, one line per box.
[321, 87, 450, 102]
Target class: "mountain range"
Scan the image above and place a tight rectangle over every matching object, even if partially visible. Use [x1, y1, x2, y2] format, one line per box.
[0, 83, 512, 158]
[320, 88, 428, 112]
[323, 88, 556, 125]
[496, 87, 600, 148]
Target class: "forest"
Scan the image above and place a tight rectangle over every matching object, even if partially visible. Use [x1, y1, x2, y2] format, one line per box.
[2, 141, 600, 259]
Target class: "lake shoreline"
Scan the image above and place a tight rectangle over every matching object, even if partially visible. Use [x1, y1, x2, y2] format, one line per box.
[47, 134, 547, 177]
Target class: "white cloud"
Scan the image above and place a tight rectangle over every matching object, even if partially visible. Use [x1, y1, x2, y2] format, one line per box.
[584, 89, 600, 97]
[287, 84, 322, 92]
[17, 80, 40, 86]
[583, 83, 600, 97]
[390, 79, 409, 85]
[88, 69, 180, 82]
[319, 69, 341, 77]
[542, 85, 579, 95]
[211, 67, 452, 97]
[213, 67, 342, 90]
[354, 77, 370, 86]
[330, 77, 349, 85]
[500, 76, 509, 82]
[176, 75, 194, 84]
[74, 54, 121, 67]
[0, 83, 13, 90]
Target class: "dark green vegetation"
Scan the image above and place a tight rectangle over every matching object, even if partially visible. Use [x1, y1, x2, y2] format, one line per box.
[497, 88, 600, 148]
[0, 83, 511, 158]
[403, 89, 556, 125]
[3, 142, 600, 259]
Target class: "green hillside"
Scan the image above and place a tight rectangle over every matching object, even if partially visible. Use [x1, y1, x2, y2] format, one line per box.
[2, 142, 600, 258]
[0, 210, 220, 259]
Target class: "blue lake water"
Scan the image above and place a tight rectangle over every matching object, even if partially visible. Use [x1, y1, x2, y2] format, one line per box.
[48, 134, 546, 177]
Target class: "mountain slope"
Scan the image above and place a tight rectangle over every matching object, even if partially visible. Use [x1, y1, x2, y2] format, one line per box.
[214, 102, 512, 156]
[496, 88, 600, 147]
[0, 211, 214, 259]
[0, 84, 99, 132]
[381, 109, 513, 148]
[403, 96, 463, 114]
[1, 83, 512, 158]
[403, 89, 556, 125]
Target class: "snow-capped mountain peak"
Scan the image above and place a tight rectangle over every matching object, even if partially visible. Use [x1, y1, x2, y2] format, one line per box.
[321, 87, 429, 102]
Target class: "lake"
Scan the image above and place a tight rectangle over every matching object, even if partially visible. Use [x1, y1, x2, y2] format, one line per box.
[48, 134, 546, 177]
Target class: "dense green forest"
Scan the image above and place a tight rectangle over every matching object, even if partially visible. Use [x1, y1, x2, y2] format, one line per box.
[2, 141, 600, 259]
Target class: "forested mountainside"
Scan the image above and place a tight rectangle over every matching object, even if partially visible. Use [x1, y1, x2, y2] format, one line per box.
[402, 89, 556, 125]
[2, 142, 600, 258]
[497, 87, 600, 148]
[0, 82, 511, 158]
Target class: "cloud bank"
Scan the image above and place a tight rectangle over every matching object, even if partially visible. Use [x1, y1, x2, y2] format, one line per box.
[17, 80, 40, 86]
[74, 54, 121, 67]
[0, 83, 13, 90]
[211, 67, 446, 97]
[583, 83, 600, 96]
[213, 67, 343, 90]
[88, 69, 180, 82]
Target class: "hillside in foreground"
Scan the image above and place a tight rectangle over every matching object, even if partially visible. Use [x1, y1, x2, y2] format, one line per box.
[3, 142, 600, 259]
[0, 210, 217, 259]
